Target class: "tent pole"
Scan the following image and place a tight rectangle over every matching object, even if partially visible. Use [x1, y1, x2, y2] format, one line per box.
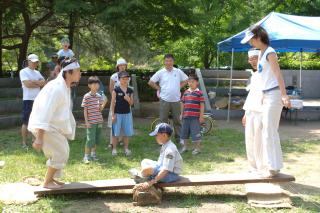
[216, 48, 220, 88]
[227, 48, 234, 122]
[299, 50, 302, 89]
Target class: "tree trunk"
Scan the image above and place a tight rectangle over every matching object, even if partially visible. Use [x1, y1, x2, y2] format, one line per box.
[68, 12, 76, 49]
[0, 9, 3, 76]
[203, 48, 210, 69]
[17, 32, 31, 71]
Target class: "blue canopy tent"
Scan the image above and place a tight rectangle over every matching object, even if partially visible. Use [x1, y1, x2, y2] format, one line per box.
[217, 12, 320, 121]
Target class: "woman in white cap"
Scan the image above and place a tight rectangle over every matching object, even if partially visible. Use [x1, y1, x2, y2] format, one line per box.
[28, 58, 81, 189]
[107, 58, 130, 148]
[241, 25, 291, 177]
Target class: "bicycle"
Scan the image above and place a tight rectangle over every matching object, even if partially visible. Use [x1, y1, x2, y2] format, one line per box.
[150, 112, 215, 136]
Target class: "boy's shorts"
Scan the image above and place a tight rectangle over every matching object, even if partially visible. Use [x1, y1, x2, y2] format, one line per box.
[181, 117, 201, 142]
[86, 123, 102, 148]
[112, 112, 134, 137]
[149, 165, 180, 183]
[22, 100, 34, 125]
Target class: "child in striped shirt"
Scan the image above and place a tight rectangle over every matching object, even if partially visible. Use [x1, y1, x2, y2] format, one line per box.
[180, 74, 205, 155]
[81, 76, 107, 163]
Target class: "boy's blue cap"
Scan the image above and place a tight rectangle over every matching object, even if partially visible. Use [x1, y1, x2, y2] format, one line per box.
[149, 123, 173, 136]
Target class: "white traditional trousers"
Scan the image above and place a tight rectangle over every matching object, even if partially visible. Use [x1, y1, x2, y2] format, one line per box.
[261, 89, 283, 170]
[42, 130, 70, 178]
[245, 110, 264, 172]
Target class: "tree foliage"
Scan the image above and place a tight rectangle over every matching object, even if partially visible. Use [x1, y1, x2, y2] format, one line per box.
[1, 0, 319, 73]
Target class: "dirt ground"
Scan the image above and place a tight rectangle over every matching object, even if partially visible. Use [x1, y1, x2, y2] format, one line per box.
[217, 119, 320, 141]
[59, 118, 320, 213]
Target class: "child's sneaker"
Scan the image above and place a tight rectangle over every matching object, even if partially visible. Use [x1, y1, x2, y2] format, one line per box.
[0, 161, 5, 168]
[180, 146, 188, 154]
[91, 155, 99, 161]
[192, 149, 201, 155]
[112, 149, 117, 156]
[128, 168, 147, 183]
[22, 144, 28, 150]
[125, 149, 132, 156]
[83, 156, 90, 164]
[179, 139, 185, 145]
[128, 168, 139, 177]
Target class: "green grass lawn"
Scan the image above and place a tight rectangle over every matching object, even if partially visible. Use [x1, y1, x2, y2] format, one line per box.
[0, 122, 319, 212]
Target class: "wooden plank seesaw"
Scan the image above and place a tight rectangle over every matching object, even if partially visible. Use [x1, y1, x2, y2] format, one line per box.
[33, 173, 295, 196]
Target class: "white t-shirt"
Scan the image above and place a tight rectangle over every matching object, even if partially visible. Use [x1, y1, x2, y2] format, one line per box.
[110, 72, 131, 88]
[150, 67, 188, 102]
[257, 47, 279, 91]
[243, 71, 263, 112]
[19, 67, 44, 100]
[57, 49, 74, 58]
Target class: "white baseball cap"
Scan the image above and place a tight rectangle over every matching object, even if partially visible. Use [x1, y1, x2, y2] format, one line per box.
[241, 30, 255, 44]
[116, 58, 127, 67]
[248, 49, 260, 57]
[27, 54, 39, 62]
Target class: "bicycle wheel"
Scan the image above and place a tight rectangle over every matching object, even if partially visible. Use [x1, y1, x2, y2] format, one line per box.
[200, 116, 214, 135]
[150, 118, 162, 131]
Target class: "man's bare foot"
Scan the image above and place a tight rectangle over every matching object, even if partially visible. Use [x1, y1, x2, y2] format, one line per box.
[43, 181, 63, 189]
[53, 179, 65, 185]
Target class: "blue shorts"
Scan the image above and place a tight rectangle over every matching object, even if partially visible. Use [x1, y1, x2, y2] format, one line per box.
[181, 117, 201, 142]
[149, 165, 180, 183]
[22, 100, 34, 125]
[112, 112, 134, 137]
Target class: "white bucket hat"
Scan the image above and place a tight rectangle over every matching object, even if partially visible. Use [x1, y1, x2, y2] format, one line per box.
[116, 58, 127, 67]
[27, 54, 39, 62]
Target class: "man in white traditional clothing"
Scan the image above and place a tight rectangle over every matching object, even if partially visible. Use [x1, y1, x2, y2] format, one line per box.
[28, 58, 81, 189]
[242, 49, 264, 174]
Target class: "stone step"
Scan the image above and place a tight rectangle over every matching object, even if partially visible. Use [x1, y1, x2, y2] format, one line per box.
[0, 88, 22, 98]
[78, 76, 110, 86]
[0, 78, 21, 88]
[204, 78, 248, 87]
[201, 70, 251, 79]
[0, 114, 21, 129]
[206, 87, 248, 97]
[0, 97, 84, 114]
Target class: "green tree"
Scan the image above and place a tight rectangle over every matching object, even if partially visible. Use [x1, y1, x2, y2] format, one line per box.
[2, 0, 54, 70]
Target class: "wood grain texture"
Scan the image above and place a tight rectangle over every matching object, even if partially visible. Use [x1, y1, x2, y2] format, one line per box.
[34, 173, 295, 195]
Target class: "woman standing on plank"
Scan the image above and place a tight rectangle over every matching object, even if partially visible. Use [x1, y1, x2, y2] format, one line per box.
[241, 25, 291, 177]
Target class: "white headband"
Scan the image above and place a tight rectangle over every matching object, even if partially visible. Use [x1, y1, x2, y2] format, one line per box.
[248, 49, 259, 57]
[61, 62, 80, 72]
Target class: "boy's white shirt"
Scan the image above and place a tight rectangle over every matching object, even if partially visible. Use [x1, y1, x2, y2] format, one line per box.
[243, 71, 263, 113]
[28, 71, 76, 139]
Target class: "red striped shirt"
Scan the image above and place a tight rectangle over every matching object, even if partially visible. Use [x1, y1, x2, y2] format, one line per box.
[181, 88, 205, 118]
[82, 92, 103, 124]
